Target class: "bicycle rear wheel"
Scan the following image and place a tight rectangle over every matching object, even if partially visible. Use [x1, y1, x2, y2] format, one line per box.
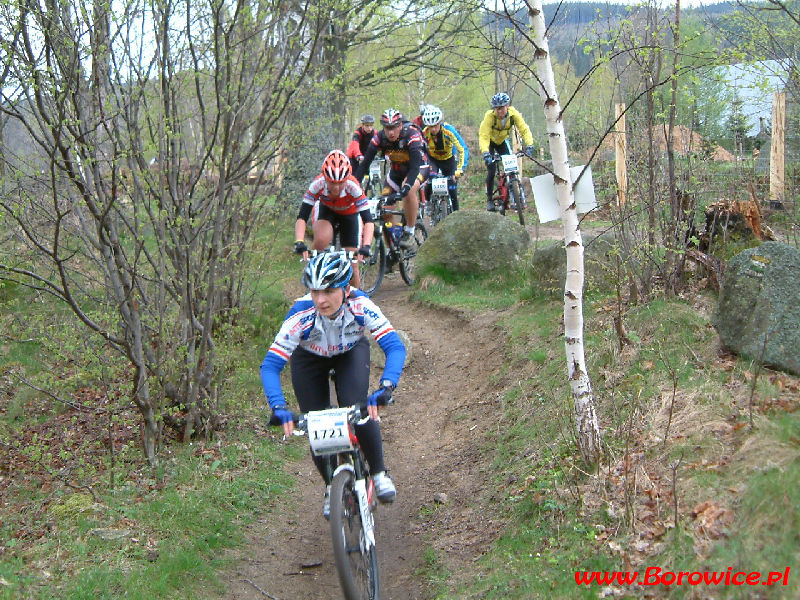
[359, 235, 385, 297]
[509, 178, 525, 226]
[330, 470, 380, 600]
[399, 222, 428, 286]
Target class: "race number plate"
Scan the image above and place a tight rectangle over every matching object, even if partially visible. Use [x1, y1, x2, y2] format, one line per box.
[431, 177, 448, 194]
[306, 408, 354, 456]
[501, 154, 520, 174]
[366, 197, 380, 219]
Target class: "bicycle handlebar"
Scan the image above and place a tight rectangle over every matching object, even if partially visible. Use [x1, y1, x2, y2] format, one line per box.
[297, 247, 358, 263]
[268, 404, 373, 433]
[376, 192, 403, 203]
[490, 150, 530, 161]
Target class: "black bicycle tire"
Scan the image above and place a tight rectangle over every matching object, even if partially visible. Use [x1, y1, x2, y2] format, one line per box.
[509, 178, 525, 226]
[399, 222, 428, 286]
[359, 235, 385, 297]
[330, 470, 380, 600]
[430, 197, 441, 226]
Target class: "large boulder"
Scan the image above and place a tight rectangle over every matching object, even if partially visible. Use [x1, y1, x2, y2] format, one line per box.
[529, 232, 620, 294]
[417, 210, 530, 275]
[713, 242, 800, 376]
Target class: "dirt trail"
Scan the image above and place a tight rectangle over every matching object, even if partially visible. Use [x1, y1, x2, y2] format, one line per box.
[222, 273, 506, 600]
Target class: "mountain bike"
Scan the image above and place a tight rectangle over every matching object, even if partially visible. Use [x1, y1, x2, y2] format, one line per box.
[426, 173, 454, 227]
[359, 193, 428, 296]
[285, 403, 386, 600]
[488, 151, 527, 226]
[362, 157, 386, 198]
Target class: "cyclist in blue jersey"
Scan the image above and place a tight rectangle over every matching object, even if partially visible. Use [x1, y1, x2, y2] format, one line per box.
[260, 251, 405, 518]
[421, 105, 468, 212]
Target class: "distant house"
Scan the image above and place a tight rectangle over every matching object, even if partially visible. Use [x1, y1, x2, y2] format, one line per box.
[581, 124, 735, 163]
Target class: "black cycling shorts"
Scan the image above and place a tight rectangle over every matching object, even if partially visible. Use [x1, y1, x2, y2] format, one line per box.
[315, 204, 362, 248]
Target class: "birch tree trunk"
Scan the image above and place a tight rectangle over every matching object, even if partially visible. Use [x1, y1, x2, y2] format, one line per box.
[528, 1, 601, 464]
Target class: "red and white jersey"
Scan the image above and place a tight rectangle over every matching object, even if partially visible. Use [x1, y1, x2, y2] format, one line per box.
[302, 174, 368, 216]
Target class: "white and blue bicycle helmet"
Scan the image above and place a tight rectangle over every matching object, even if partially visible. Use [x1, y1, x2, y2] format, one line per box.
[490, 92, 511, 108]
[302, 251, 353, 290]
[422, 105, 443, 126]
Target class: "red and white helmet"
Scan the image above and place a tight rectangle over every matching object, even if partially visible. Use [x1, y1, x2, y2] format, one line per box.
[380, 108, 403, 127]
[321, 150, 351, 183]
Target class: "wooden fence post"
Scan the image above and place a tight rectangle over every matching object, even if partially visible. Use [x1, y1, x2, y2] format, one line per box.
[770, 91, 785, 208]
[615, 103, 628, 207]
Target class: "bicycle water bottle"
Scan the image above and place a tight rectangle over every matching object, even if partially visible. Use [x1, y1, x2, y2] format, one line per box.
[389, 225, 403, 244]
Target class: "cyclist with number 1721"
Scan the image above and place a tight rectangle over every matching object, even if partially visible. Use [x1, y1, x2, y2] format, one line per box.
[260, 252, 405, 518]
[479, 92, 536, 212]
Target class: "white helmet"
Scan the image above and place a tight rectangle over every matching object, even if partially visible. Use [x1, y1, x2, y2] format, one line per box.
[422, 105, 443, 126]
[302, 251, 352, 290]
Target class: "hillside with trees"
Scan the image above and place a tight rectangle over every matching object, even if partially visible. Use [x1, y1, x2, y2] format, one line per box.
[1, 0, 799, 598]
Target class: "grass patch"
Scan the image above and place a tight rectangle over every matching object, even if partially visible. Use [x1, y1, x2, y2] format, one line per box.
[415, 266, 800, 599]
[414, 265, 531, 311]
[0, 432, 294, 600]
[0, 217, 302, 600]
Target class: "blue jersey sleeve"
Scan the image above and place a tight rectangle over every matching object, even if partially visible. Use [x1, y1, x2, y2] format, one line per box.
[444, 123, 469, 171]
[260, 353, 288, 409]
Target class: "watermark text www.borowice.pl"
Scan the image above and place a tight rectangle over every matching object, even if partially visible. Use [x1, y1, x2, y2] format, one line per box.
[575, 566, 791, 587]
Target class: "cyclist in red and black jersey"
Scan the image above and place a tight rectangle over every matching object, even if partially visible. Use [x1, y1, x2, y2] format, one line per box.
[345, 114, 375, 173]
[294, 150, 375, 288]
[354, 108, 429, 250]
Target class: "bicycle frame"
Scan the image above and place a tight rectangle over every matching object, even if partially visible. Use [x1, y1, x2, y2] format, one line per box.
[358, 194, 428, 295]
[427, 174, 454, 226]
[296, 404, 380, 600]
[489, 152, 527, 225]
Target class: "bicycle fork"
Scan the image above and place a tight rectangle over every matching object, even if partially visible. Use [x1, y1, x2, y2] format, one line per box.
[333, 463, 376, 551]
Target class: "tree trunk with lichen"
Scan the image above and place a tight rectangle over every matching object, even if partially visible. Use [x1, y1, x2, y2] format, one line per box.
[528, 1, 601, 464]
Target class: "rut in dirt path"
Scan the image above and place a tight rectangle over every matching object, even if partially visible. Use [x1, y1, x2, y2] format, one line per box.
[221, 274, 507, 600]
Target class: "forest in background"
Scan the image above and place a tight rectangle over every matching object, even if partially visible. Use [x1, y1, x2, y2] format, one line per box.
[2, 1, 800, 597]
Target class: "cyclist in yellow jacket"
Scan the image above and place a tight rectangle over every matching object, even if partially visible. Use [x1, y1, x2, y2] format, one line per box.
[421, 105, 468, 212]
[479, 92, 536, 212]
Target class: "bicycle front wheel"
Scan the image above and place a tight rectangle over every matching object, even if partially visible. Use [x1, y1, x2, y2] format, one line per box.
[359, 235, 386, 297]
[399, 222, 428, 286]
[330, 470, 380, 600]
[428, 198, 438, 226]
[509, 178, 525, 226]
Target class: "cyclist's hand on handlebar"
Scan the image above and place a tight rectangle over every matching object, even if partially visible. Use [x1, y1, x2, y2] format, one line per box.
[399, 183, 411, 198]
[358, 244, 372, 258]
[367, 382, 394, 419]
[483, 152, 493, 166]
[293, 240, 308, 258]
[454, 169, 463, 180]
[525, 145, 536, 158]
[270, 405, 295, 437]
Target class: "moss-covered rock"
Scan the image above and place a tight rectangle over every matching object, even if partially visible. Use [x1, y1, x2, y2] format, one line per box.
[713, 242, 800, 376]
[417, 210, 530, 276]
